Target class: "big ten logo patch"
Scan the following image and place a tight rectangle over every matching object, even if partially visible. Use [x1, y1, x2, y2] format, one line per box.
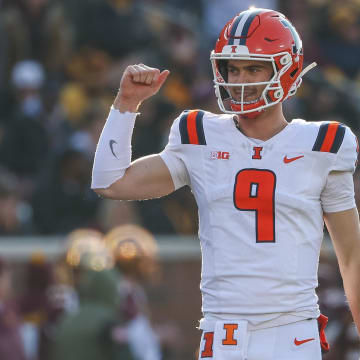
[210, 151, 230, 160]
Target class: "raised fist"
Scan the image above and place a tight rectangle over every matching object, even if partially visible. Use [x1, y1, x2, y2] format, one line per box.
[114, 64, 170, 112]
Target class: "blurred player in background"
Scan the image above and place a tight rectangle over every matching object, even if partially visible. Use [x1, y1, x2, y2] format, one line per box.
[105, 224, 179, 360]
[50, 268, 135, 360]
[50, 228, 135, 360]
[91, 7, 360, 360]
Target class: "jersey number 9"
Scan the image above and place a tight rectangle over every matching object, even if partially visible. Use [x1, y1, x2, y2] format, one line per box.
[233, 169, 276, 242]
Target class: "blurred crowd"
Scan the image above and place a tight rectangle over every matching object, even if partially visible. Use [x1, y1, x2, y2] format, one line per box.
[0, 0, 360, 358]
[0, 225, 181, 360]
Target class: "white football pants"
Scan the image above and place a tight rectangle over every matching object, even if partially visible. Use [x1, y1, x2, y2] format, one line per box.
[198, 318, 322, 360]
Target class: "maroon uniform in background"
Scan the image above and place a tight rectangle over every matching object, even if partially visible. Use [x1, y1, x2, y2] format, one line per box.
[0, 258, 26, 360]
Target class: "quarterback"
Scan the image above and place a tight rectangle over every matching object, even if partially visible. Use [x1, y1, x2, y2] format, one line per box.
[91, 8, 360, 360]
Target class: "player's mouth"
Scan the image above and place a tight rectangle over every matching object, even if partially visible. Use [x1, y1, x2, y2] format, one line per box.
[232, 88, 259, 103]
[231, 96, 261, 105]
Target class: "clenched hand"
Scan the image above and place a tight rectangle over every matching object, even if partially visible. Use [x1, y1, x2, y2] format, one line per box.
[114, 64, 170, 112]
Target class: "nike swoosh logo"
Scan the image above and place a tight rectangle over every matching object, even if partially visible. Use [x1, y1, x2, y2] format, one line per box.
[283, 155, 304, 164]
[264, 37, 279, 42]
[109, 140, 117, 158]
[294, 337, 315, 346]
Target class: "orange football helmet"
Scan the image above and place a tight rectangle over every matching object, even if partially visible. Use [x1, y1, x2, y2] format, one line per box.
[211, 8, 316, 118]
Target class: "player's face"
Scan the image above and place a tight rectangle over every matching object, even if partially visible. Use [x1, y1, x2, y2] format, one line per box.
[227, 60, 273, 103]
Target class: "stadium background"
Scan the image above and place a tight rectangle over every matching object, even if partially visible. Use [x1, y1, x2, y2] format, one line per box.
[0, 0, 359, 359]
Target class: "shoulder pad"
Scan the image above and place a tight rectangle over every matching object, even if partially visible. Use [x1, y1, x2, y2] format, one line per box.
[178, 110, 207, 145]
[312, 122, 346, 154]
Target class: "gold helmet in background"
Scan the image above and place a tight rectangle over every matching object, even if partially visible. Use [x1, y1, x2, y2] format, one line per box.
[66, 228, 114, 271]
[104, 224, 158, 280]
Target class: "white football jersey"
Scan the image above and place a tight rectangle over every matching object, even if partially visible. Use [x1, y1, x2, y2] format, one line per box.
[160, 110, 358, 326]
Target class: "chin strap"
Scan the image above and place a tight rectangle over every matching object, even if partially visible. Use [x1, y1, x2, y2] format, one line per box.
[299, 62, 317, 78]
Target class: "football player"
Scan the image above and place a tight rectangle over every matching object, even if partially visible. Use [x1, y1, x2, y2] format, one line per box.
[91, 8, 360, 360]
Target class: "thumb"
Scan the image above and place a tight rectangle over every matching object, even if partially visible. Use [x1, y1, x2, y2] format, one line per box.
[153, 70, 170, 90]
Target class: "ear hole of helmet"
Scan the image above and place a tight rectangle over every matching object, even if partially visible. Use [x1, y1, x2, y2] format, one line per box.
[290, 68, 299, 78]
[273, 89, 284, 99]
[280, 54, 291, 65]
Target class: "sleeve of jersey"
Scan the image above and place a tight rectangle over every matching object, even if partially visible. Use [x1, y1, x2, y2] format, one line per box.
[330, 125, 358, 173]
[321, 126, 358, 213]
[321, 171, 355, 213]
[159, 116, 190, 190]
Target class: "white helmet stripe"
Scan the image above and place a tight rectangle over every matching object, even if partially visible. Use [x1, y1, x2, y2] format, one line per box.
[232, 11, 253, 45]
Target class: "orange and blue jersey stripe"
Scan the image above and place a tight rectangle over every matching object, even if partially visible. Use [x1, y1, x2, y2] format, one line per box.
[179, 110, 206, 145]
[312, 122, 346, 153]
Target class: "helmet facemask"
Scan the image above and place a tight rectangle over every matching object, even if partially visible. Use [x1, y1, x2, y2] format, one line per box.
[210, 50, 294, 117]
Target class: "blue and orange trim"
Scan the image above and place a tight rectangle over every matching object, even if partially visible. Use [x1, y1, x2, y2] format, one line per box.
[312, 122, 346, 153]
[179, 110, 206, 145]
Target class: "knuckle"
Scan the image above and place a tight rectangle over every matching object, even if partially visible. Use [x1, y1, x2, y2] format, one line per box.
[127, 65, 137, 74]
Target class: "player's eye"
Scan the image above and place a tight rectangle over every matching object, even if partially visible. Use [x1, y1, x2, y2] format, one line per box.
[228, 67, 238, 74]
[248, 67, 260, 73]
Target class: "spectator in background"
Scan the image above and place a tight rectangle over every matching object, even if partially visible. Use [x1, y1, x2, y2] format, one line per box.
[0, 0, 72, 78]
[69, 0, 155, 60]
[63, 0, 160, 95]
[31, 149, 99, 234]
[298, 79, 359, 132]
[0, 167, 33, 235]
[0, 60, 49, 199]
[19, 254, 55, 324]
[46, 82, 91, 154]
[0, 258, 26, 360]
[69, 100, 108, 160]
[17, 252, 61, 360]
[316, 1, 360, 79]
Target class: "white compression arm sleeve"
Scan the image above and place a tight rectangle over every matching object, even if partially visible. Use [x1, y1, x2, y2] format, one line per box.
[91, 106, 138, 189]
